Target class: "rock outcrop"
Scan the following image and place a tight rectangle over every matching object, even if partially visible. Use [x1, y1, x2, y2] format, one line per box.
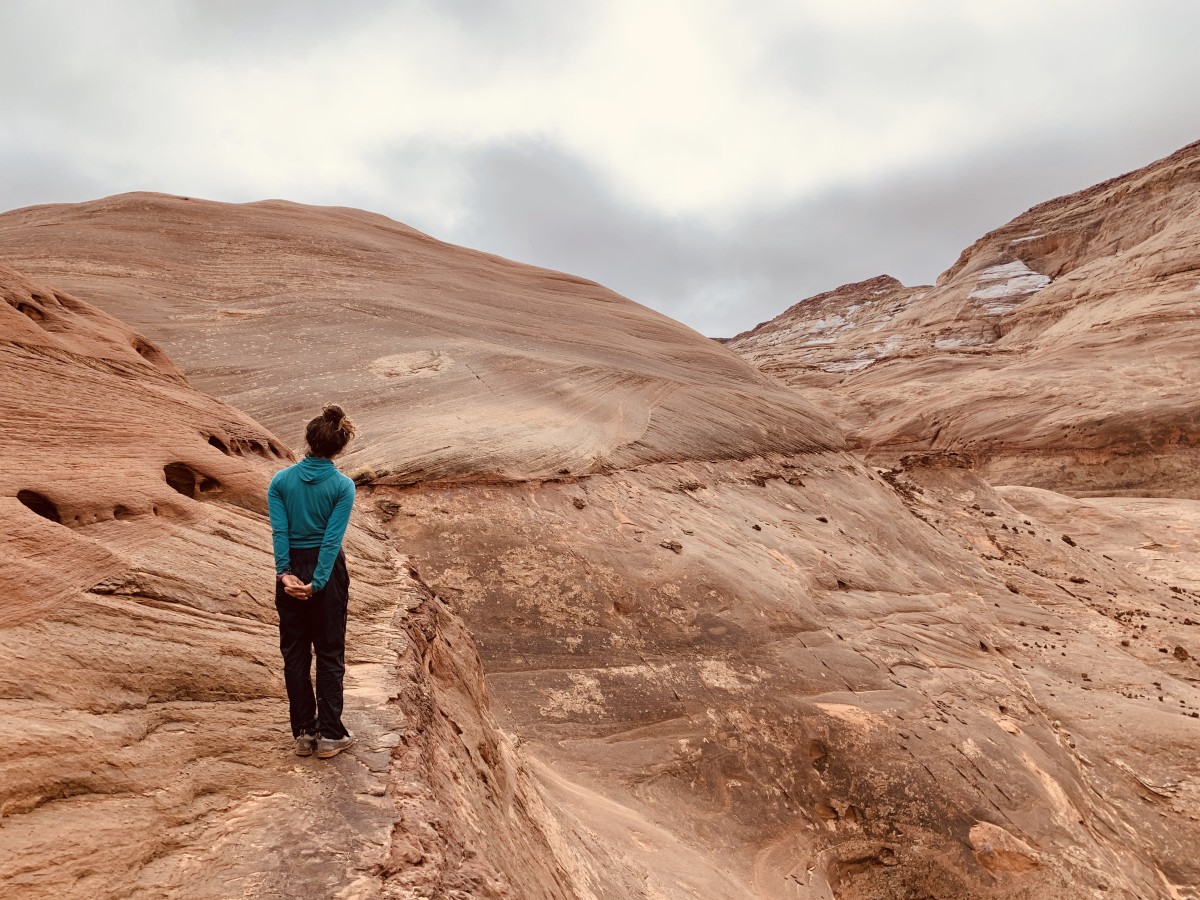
[0, 194, 841, 485]
[380, 452, 1200, 898]
[0, 264, 635, 899]
[3, 177, 1199, 899]
[728, 140, 1200, 498]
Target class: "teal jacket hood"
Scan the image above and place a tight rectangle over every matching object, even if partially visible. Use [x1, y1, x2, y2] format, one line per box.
[267, 457, 356, 591]
[297, 455, 338, 484]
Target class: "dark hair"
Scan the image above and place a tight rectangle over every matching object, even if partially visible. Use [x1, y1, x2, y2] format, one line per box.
[305, 403, 356, 458]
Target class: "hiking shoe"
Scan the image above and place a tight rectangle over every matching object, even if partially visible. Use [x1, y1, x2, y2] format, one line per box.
[294, 732, 317, 757]
[316, 732, 355, 759]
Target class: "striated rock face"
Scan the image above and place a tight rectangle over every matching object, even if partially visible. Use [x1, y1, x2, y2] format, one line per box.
[3, 182, 1199, 899]
[0, 194, 841, 485]
[383, 453, 1200, 899]
[0, 264, 635, 899]
[728, 140, 1200, 498]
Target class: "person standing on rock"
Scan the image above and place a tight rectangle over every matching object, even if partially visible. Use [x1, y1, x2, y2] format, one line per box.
[267, 403, 358, 759]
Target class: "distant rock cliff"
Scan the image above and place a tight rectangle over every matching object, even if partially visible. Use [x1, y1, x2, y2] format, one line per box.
[729, 140, 1200, 498]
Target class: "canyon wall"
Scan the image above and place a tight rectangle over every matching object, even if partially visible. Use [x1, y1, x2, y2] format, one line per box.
[3, 146, 1199, 898]
[728, 141, 1200, 498]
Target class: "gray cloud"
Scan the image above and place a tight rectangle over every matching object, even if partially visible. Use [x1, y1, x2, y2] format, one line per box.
[2, 1, 1199, 337]
[391, 119, 1198, 337]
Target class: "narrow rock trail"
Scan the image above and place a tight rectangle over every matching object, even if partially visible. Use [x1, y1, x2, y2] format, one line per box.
[133, 541, 422, 899]
[0, 498, 422, 900]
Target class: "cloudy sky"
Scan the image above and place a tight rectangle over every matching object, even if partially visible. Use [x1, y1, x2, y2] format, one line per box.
[2, 1, 1198, 335]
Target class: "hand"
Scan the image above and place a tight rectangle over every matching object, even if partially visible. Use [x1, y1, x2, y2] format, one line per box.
[281, 573, 314, 600]
[285, 580, 315, 600]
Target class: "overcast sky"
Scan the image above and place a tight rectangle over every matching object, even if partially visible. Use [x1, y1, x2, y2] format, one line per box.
[2, 1, 1198, 336]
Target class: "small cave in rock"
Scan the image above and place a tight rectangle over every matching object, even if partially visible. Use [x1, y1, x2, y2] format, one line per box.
[132, 338, 170, 368]
[207, 435, 231, 455]
[164, 463, 220, 499]
[11, 298, 48, 324]
[19, 302, 45, 320]
[17, 489, 62, 523]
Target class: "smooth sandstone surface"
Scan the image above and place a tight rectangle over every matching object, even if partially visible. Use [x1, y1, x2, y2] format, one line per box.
[2, 144, 1200, 899]
[0, 194, 841, 485]
[0, 264, 641, 899]
[728, 141, 1200, 498]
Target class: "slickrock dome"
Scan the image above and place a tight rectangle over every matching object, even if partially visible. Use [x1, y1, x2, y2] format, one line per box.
[0, 194, 842, 485]
[0, 263, 641, 897]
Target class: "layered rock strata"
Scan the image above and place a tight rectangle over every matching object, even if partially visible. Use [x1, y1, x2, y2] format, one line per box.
[0, 195, 840, 484]
[2, 183, 1199, 898]
[728, 141, 1200, 498]
[0, 265, 633, 899]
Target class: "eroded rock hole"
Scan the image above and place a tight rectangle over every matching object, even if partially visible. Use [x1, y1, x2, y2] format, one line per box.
[164, 463, 218, 499]
[113, 505, 136, 520]
[165, 463, 197, 498]
[132, 338, 169, 367]
[15, 301, 47, 322]
[207, 435, 230, 455]
[17, 490, 61, 523]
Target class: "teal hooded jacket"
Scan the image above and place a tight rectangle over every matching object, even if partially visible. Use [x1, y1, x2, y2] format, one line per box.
[267, 456, 356, 592]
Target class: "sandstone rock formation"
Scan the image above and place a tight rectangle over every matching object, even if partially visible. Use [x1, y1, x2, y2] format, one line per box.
[0, 194, 839, 485]
[2, 162, 1199, 899]
[383, 452, 1200, 898]
[0, 264, 635, 899]
[728, 140, 1200, 498]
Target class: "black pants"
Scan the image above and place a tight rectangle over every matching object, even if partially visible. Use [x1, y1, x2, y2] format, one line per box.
[275, 547, 350, 739]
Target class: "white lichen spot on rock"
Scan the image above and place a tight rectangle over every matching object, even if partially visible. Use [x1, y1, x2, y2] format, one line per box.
[540, 673, 607, 719]
[698, 659, 762, 692]
[959, 737, 983, 759]
[368, 349, 449, 379]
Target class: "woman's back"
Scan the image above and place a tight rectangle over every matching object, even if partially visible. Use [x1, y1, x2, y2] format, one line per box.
[268, 403, 358, 759]
[269, 456, 355, 549]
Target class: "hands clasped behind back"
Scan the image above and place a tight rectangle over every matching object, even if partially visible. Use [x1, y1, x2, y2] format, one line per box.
[280, 572, 315, 600]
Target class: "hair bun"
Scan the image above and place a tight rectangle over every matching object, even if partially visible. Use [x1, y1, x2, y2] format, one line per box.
[305, 403, 356, 457]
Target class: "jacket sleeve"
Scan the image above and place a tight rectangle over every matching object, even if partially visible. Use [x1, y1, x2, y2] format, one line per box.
[267, 473, 291, 576]
[311, 478, 354, 591]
